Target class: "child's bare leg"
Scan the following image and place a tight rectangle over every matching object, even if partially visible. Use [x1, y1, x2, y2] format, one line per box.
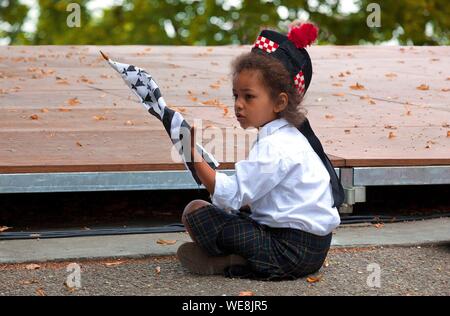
[182, 199, 211, 242]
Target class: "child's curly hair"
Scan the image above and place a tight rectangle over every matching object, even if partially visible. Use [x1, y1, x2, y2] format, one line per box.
[231, 52, 307, 127]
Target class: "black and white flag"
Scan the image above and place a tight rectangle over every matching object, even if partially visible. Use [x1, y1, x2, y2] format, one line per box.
[100, 51, 219, 184]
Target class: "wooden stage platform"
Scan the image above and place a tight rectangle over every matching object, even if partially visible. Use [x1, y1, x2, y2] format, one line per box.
[0, 45, 449, 183]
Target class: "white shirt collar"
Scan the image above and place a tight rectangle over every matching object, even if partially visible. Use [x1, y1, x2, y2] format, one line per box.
[257, 118, 290, 142]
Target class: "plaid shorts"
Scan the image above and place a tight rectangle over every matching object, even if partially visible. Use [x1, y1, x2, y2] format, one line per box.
[185, 204, 332, 280]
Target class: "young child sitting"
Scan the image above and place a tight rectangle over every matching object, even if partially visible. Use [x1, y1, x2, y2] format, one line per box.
[177, 23, 342, 280]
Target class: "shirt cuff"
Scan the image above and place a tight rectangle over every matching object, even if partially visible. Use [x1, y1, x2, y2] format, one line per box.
[211, 171, 238, 211]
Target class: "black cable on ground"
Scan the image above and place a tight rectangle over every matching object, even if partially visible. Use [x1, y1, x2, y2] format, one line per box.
[340, 213, 450, 224]
[0, 213, 449, 240]
[0, 224, 185, 240]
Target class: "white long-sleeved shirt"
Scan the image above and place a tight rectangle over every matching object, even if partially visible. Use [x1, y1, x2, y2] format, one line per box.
[212, 118, 340, 236]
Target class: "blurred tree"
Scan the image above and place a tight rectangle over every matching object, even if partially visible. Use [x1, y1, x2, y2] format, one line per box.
[1, 0, 448, 45]
[32, 0, 91, 44]
[311, 0, 449, 45]
[0, 0, 30, 44]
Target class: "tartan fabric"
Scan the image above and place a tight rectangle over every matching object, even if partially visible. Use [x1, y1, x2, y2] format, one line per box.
[185, 204, 332, 280]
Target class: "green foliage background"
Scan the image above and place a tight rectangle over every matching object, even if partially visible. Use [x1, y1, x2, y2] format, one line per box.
[1, 0, 448, 45]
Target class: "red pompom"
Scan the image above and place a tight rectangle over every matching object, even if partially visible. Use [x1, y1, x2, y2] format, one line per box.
[288, 22, 319, 48]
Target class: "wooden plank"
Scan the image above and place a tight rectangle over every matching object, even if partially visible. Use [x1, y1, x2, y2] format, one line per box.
[1, 45, 449, 173]
[0, 128, 260, 173]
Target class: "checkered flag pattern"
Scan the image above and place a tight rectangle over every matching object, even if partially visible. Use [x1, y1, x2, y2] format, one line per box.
[294, 71, 306, 96]
[100, 51, 219, 184]
[253, 36, 279, 54]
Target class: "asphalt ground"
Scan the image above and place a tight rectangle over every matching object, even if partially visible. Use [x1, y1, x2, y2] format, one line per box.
[1, 244, 448, 296]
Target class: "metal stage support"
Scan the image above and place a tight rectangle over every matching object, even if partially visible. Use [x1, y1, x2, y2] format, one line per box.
[1, 166, 449, 214]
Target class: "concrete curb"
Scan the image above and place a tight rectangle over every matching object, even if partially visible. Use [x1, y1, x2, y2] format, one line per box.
[1, 218, 449, 264]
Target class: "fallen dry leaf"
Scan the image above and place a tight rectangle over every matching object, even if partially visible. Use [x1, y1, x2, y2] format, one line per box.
[369, 99, 376, 105]
[332, 93, 345, 97]
[306, 276, 322, 283]
[26, 264, 41, 270]
[93, 115, 107, 121]
[36, 288, 46, 296]
[344, 129, 351, 134]
[125, 120, 134, 126]
[58, 108, 72, 112]
[384, 125, 397, 130]
[210, 84, 220, 90]
[40, 108, 49, 113]
[30, 114, 39, 120]
[416, 84, 429, 91]
[239, 291, 255, 296]
[325, 114, 334, 119]
[223, 108, 229, 116]
[134, 51, 148, 57]
[0, 226, 12, 232]
[56, 78, 70, 85]
[385, 73, 397, 78]
[76, 141, 83, 147]
[201, 99, 224, 106]
[79, 76, 94, 84]
[156, 239, 177, 245]
[350, 82, 365, 90]
[388, 132, 396, 139]
[64, 280, 78, 293]
[374, 223, 384, 229]
[441, 88, 450, 92]
[19, 279, 39, 285]
[330, 247, 375, 254]
[67, 97, 80, 106]
[105, 261, 123, 267]
[447, 131, 450, 137]
[332, 83, 343, 87]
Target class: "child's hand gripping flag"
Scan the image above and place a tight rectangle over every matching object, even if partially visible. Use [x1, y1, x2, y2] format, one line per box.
[100, 51, 219, 184]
